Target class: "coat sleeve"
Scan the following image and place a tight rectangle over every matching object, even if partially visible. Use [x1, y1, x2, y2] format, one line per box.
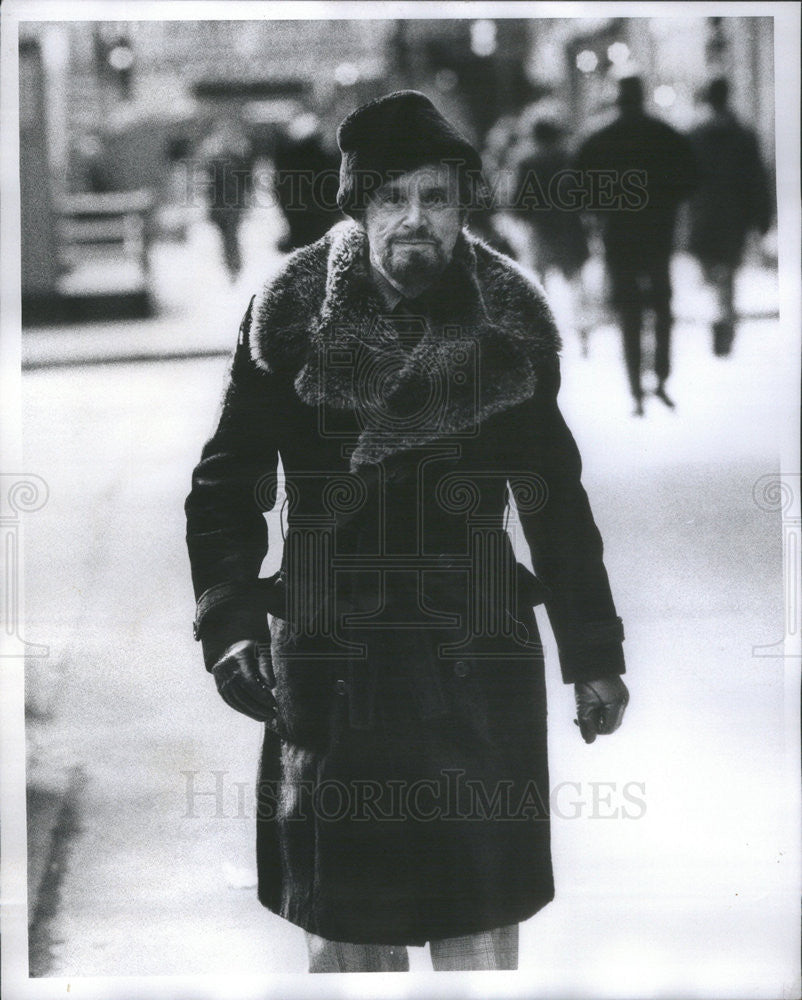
[506, 363, 626, 685]
[184, 297, 279, 670]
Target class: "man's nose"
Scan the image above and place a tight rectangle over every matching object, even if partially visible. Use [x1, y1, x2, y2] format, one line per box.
[402, 197, 426, 227]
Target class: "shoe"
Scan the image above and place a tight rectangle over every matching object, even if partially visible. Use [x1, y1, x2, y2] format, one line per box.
[632, 397, 645, 417]
[654, 385, 675, 409]
[713, 321, 734, 356]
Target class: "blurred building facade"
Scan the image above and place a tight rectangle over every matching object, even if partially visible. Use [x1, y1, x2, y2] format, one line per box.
[19, 16, 775, 320]
[19, 38, 59, 302]
[526, 16, 774, 161]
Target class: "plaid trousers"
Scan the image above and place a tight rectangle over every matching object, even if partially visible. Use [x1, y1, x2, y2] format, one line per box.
[305, 923, 519, 972]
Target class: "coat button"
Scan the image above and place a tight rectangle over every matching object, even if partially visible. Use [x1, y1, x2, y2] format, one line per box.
[335, 678, 347, 695]
[454, 660, 469, 678]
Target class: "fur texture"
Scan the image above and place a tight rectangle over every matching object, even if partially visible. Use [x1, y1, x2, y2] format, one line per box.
[251, 220, 561, 470]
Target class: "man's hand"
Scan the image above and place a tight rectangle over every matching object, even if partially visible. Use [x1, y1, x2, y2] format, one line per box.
[574, 676, 629, 744]
[211, 639, 277, 723]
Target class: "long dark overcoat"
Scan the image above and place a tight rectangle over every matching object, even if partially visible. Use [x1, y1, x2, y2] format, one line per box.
[185, 220, 626, 946]
[686, 108, 772, 267]
[514, 144, 589, 278]
[573, 111, 698, 262]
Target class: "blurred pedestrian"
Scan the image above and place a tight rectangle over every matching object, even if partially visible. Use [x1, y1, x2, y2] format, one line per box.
[686, 76, 772, 356]
[466, 180, 516, 258]
[465, 114, 519, 257]
[200, 117, 253, 280]
[482, 113, 521, 186]
[71, 134, 113, 193]
[575, 75, 697, 415]
[514, 114, 591, 343]
[272, 112, 342, 252]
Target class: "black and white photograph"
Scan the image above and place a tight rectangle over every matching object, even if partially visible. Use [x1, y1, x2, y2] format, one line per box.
[1, 2, 800, 997]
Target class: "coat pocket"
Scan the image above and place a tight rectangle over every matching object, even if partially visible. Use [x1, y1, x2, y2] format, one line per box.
[444, 588, 548, 747]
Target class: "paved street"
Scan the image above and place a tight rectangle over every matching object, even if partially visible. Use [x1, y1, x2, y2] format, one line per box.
[18, 226, 799, 992]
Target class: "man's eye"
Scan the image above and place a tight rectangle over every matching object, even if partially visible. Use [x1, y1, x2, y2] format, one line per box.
[381, 190, 404, 205]
[422, 190, 447, 206]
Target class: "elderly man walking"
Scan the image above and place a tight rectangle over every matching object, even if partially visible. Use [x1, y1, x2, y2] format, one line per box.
[185, 91, 629, 973]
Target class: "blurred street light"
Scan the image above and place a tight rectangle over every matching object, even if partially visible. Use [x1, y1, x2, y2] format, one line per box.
[470, 20, 497, 58]
[334, 62, 360, 87]
[96, 32, 135, 101]
[654, 84, 677, 108]
[576, 49, 599, 73]
[607, 41, 630, 66]
[107, 44, 134, 72]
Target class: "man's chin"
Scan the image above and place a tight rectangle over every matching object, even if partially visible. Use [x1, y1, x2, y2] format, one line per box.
[386, 244, 445, 286]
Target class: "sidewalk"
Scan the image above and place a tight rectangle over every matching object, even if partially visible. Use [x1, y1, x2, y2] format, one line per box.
[21, 212, 286, 371]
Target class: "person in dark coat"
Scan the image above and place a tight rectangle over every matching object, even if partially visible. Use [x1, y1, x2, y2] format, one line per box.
[185, 91, 629, 972]
[200, 117, 254, 280]
[514, 114, 591, 344]
[515, 115, 589, 282]
[687, 76, 772, 356]
[574, 75, 697, 415]
[465, 115, 519, 259]
[272, 112, 342, 252]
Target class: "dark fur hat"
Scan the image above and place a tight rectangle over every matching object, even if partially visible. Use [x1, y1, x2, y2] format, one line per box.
[336, 90, 486, 217]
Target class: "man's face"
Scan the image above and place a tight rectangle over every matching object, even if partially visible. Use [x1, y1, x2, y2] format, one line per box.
[363, 163, 463, 294]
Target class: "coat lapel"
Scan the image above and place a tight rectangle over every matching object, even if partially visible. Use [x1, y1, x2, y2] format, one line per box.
[294, 222, 552, 470]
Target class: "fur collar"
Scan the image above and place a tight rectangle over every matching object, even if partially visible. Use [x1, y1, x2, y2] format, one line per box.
[251, 220, 560, 470]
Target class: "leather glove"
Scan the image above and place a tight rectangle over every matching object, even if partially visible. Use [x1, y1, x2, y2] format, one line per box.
[211, 639, 277, 723]
[574, 676, 629, 744]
